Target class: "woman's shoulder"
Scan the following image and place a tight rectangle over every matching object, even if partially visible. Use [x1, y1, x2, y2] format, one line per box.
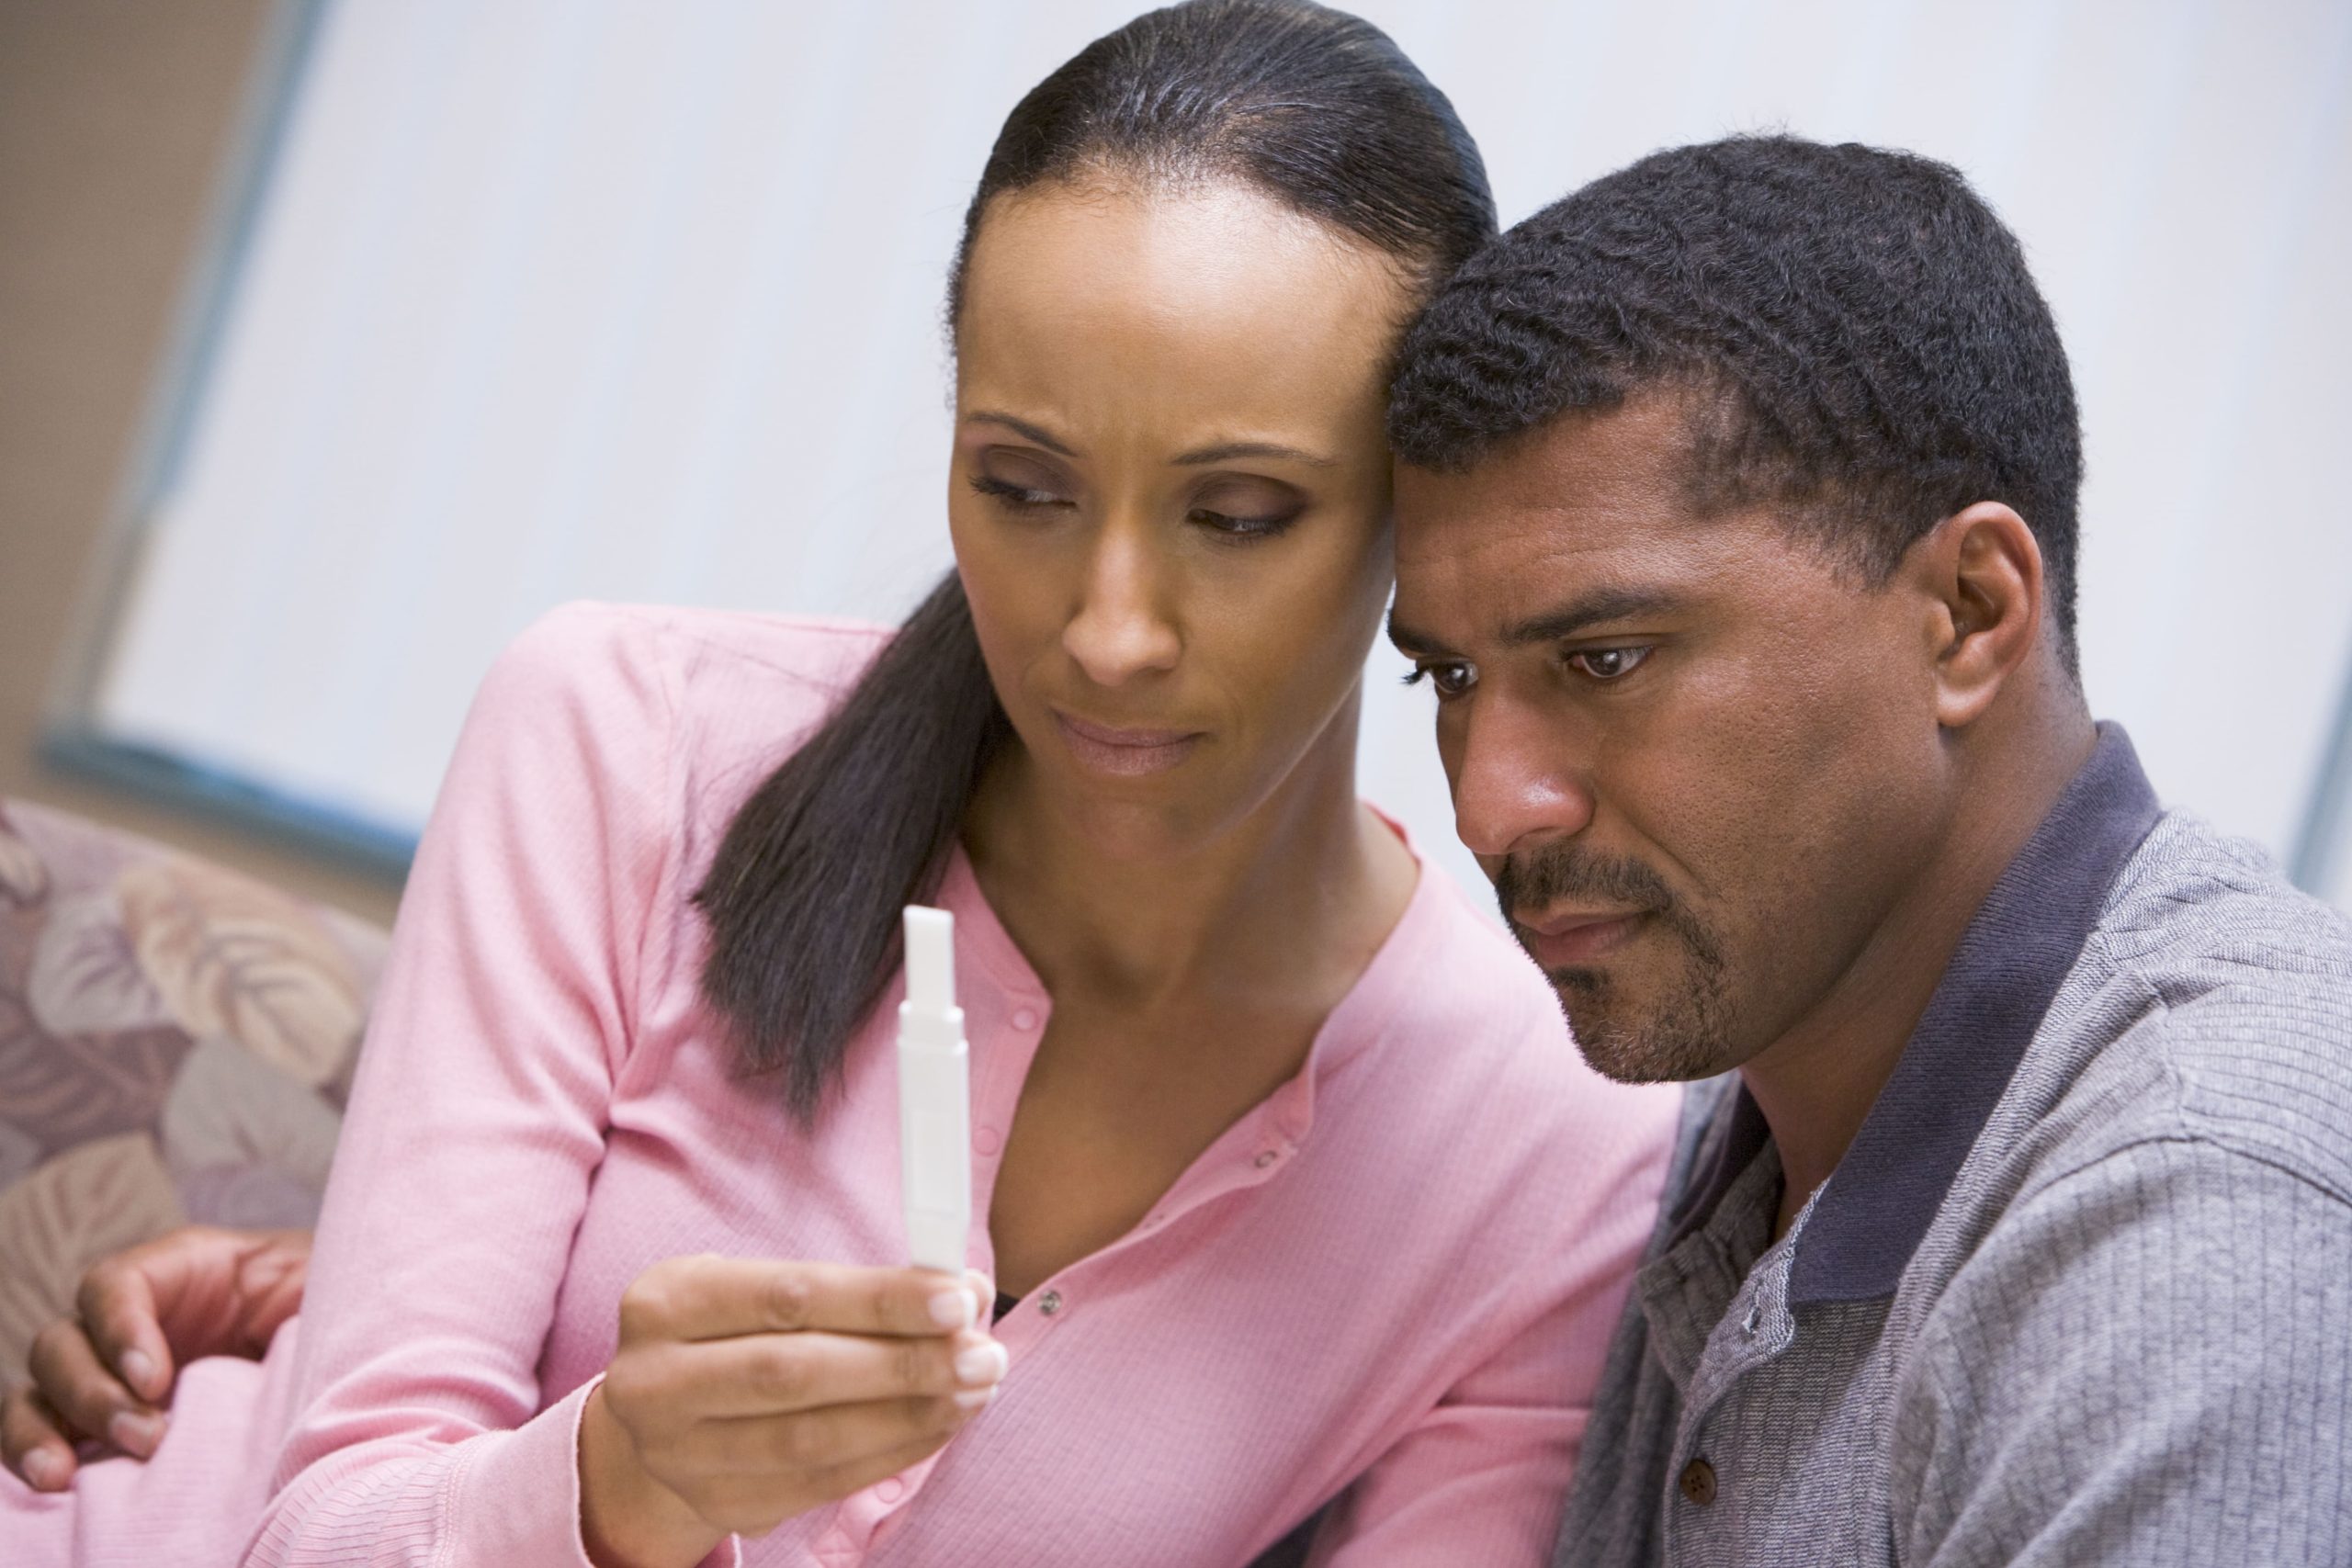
[490, 599, 888, 754]
[500, 601, 891, 697]
[1340, 852, 1679, 1154]
[476, 599, 893, 841]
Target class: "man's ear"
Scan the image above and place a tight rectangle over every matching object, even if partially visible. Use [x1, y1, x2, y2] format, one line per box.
[1909, 502, 2046, 730]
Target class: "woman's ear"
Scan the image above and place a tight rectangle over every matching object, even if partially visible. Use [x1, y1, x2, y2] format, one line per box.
[1909, 502, 2047, 731]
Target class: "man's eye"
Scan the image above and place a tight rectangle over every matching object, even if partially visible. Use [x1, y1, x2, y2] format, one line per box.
[1566, 647, 1651, 681]
[1402, 660, 1477, 698]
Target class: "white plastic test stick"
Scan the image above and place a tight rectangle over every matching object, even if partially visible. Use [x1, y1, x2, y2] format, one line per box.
[899, 906, 971, 1274]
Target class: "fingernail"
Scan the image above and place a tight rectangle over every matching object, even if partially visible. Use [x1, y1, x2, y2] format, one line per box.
[22, 1449, 67, 1490]
[954, 1340, 1009, 1387]
[108, 1411, 165, 1458]
[927, 1288, 976, 1330]
[951, 1384, 999, 1412]
[119, 1349, 157, 1395]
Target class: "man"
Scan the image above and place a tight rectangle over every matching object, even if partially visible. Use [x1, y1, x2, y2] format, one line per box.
[1381, 135, 2352, 1564]
[14, 135, 2352, 1566]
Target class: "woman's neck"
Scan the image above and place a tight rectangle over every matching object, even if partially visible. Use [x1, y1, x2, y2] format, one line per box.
[960, 689, 1411, 1012]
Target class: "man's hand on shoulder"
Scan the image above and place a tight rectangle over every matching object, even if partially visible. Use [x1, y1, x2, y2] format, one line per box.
[0, 1224, 312, 1491]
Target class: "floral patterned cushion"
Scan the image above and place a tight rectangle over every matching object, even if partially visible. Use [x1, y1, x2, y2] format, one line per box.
[0, 798, 387, 1389]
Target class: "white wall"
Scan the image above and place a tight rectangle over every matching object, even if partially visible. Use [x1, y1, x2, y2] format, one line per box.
[88, 0, 2352, 911]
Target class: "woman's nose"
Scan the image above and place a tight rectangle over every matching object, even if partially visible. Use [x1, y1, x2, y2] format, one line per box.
[1062, 527, 1181, 688]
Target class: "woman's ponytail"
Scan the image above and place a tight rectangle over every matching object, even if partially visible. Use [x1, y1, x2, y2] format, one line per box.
[694, 571, 1007, 1118]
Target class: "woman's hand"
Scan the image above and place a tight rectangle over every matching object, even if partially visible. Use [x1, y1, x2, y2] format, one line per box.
[579, 1254, 1004, 1568]
[1, 1224, 313, 1490]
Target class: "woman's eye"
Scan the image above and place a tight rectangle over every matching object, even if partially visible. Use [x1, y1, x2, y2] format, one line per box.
[1188, 506, 1298, 540]
[1566, 646, 1651, 681]
[1402, 660, 1476, 699]
[968, 473, 1070, 510]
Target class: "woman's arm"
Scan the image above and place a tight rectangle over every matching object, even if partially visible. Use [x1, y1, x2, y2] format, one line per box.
[243, 605, 684, 1566]
[242, 607, 1002, 1568]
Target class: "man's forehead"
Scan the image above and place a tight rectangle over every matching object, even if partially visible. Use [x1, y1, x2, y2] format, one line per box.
[1394, 466, 1705, 641]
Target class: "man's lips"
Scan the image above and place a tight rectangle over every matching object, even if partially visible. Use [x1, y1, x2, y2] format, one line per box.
[1051, 710, 1204, 777]
[1512, 907, 1652, 966]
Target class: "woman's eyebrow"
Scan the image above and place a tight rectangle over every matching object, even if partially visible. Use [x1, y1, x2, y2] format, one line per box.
[1173, 440, 1338, 468]
[964, 411, 1077, 456]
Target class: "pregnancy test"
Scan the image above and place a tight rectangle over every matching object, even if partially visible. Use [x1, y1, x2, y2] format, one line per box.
[899, 906, 971, 1274]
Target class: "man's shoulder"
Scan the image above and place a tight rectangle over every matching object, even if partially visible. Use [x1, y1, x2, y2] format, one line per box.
[2098, 808, 2352, 988]
[2064, 808, 2352, 1198]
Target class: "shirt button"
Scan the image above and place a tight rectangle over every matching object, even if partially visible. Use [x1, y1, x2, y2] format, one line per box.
[1679, 1458, 1718, 1506]
[974, 1125, 1002, 1156]
[1037, 1289, 1064, 1317]
[1012, 1007, 1040, 1030]
[876, 1477, 905, 1504]
[1252, 1149, 1279, 1169]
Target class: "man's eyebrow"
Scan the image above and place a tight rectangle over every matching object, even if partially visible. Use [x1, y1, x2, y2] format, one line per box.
[964, 411, 1077, 457]
[1385, 611, 1456, 658]
[1389, 588, 1679, 659]
[1173, 440, 1338, 468]
[1501, 587, 1680, 647]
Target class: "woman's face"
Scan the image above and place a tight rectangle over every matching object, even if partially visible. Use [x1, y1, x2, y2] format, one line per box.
[951, 176, 1416, 859]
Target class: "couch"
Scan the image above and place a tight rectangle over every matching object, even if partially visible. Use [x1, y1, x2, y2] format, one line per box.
[0, 797, 388, 1389]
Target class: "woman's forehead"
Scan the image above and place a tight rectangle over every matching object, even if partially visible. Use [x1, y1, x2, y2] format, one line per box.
[957, 179, 1410, 400]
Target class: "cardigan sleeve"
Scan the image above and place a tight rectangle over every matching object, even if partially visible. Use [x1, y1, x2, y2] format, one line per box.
[243, 604, 731, 1567]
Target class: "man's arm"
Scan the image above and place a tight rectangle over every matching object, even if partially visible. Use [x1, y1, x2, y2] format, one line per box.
[1892, 1135, 2350, 1567]
[0, 1225, 311, 1489]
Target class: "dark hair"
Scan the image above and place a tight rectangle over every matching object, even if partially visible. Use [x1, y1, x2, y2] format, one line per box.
[696, 0, 1496, 1118]
[1386, 134, 2085, 670]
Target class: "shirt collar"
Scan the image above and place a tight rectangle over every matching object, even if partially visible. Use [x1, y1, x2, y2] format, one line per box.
[1783, 721, 2162, 1305]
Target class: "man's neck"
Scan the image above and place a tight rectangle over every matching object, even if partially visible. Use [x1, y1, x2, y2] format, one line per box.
[1747, 706, 2098, 1239]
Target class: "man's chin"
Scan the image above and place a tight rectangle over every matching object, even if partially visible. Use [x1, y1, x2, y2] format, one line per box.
[1547, 970, 1732, 1085]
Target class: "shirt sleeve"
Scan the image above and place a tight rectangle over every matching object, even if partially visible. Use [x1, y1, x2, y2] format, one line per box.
[1893, 1135, 2352, 1568]
[243, 605, 733, 1568]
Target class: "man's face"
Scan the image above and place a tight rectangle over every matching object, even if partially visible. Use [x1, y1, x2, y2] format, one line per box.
[1390, 395, 1954, 1083]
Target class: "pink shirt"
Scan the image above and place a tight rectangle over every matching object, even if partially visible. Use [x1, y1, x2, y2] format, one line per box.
[220, 603, 1676, 1566]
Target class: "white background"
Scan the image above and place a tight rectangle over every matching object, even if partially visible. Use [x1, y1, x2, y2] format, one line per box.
[88, 0, 2352, 908]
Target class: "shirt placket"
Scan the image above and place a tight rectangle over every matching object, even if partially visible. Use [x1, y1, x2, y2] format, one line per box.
[808, 957, 1054, 1562]
[1663, 1235, 1802, 1564]
[807, 882, 1314, 1563]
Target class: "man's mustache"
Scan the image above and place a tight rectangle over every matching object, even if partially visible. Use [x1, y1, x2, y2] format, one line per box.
[1493, 846, 1677, 930]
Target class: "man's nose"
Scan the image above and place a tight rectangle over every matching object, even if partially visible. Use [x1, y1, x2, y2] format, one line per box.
[1448, 692, 1596, 859]
[1062, 523, 1182, 688]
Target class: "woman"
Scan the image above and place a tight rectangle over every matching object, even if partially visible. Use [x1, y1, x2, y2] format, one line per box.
[1, 3, 1676, 1563]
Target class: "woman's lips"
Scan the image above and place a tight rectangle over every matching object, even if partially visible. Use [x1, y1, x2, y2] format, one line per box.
[1514, 908, 1650, 967]
[1052, 711, 1204, 777]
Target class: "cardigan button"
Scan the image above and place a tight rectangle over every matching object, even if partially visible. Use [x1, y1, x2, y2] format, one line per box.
[1037, 1289, 1064, 1317]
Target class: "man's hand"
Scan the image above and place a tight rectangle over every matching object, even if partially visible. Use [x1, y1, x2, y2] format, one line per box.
[0, 1224, 312, 1491]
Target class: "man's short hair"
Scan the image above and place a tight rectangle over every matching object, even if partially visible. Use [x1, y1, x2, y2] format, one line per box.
[1387, 135, 2085, 670]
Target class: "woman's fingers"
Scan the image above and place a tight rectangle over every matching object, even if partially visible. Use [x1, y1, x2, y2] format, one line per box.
[595, 1253, 1006, 1544]
[645, 1326, 1006, 1419]
[676, 1388, 986, 1477]
[621, 1255, 983, 1344]
[0, 1383, 81, 1491]
[26, 1316, 164, 1459]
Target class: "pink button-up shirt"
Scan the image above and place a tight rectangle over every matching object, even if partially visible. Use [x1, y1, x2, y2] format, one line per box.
[82, 604, 1676, 1566]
